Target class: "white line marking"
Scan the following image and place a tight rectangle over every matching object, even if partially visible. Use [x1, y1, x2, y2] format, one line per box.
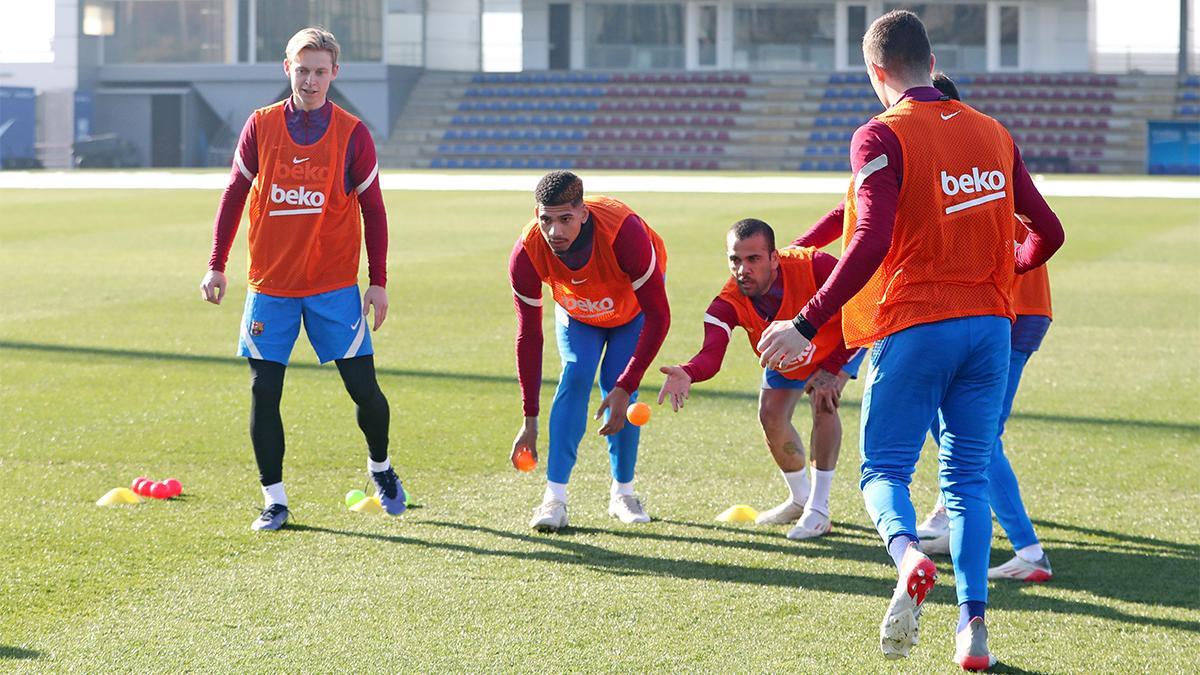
[1, 171, 1196, 199]
[945, 191, 1007, 214]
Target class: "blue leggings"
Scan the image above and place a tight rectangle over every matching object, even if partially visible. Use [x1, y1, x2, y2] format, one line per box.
[860, 315, 1010, 605]
[931, 349, 1039, 551]
[547, 308, 643, 485]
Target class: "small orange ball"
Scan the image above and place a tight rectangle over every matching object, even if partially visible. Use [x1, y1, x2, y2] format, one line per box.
[513, 447, 537, 472]
[626, 402, 651, 426]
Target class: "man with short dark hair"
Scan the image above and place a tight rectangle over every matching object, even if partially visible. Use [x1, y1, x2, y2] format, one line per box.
[757, 9, 1064, 669]
[509, 171, 670, 532]
[658, 219, 863, 540]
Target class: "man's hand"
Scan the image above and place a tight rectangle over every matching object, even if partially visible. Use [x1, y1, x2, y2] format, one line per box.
[804, 369, 843, 414]
[200, 269, 227, 305]
[511, 417, 538, 466]
[657, 365, 692, 412]
[756, 320, 812, 370]
[595, 386, 631, 436]
[363, 285, 388, 331]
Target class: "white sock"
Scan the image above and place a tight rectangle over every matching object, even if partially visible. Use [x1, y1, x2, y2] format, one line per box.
[368, 457, 391, 473]
[805, 468, 835, 517]
[544, 481, 568, 504]
[1015, 543, 1045, 563]
[611, 480, 634, 497]
[262, 482, 287, 508]
[782, 469, 811, 506]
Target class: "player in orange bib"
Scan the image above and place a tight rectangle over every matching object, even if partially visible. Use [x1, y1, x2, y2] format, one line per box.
[913, 74, 1055, 584]
[199, 28, 404, 531]
[757, 11, 1064, 668]
[658, 219, 864, 540]
[509, 171, 670, 532]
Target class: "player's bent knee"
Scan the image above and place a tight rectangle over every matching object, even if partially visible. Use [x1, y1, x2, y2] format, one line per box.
[758, 406, 791, 435]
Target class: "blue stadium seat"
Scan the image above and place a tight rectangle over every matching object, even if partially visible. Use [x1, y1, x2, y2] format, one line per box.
[430, 158, 445, 169]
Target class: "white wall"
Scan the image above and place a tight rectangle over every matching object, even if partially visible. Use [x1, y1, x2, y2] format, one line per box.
[523, 0, 550, 70]
[425, 0, 483, 70]
[1024, 0, 1091, 72]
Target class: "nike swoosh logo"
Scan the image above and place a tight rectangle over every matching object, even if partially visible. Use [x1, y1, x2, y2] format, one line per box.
[350, 317, 362, 330]
[292, 157, 310, 164]
[940, 112, 960, 120]
[570, 278, 588, 284]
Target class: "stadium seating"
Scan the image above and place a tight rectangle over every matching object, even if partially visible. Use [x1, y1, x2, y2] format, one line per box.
[384, 69, 1170, 173]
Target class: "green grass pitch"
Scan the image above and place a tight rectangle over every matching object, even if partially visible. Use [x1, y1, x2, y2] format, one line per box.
[1, 183, 1197, 671]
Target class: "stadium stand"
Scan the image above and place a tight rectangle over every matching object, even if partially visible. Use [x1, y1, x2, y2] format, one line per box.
[380, 70, 1192, 174]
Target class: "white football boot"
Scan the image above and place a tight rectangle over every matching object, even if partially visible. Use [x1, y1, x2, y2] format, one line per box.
[786, 509, 832, 540]
[879, 544, 938, 660]
[530, 499, 568, 532]
[608, 493, 651, 523]
[755, 499, 806, 525]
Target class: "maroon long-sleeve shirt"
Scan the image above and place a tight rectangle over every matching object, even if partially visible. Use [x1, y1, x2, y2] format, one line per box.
[680, 250, 856, 382]
[795, 87, 1065, 332]
[207, 98, 389, 288]
[509, 213, 671, 417]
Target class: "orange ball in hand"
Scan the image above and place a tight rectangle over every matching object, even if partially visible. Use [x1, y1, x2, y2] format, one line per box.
[513, 447, 537, 472]
[626, 402, 651, 426]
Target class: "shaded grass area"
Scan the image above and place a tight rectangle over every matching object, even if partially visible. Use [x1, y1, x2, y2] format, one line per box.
[0, 188, 1197, 671]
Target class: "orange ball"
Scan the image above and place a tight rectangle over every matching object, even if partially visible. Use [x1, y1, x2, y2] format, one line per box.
[626, 402, 651, 426]
[513, 447, 537, 472]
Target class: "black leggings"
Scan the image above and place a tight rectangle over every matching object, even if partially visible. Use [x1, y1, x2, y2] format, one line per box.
[249, 355, 390, 486]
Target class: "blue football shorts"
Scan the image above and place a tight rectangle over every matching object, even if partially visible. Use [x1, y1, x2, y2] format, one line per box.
[237, 284, 372, 365]
[762, 347, 866, 391]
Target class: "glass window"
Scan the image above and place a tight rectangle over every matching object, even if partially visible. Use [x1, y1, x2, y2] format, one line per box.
[256, 0, 383, 62]
[698, 5, 717, 67]
[884, 4, 986, 71]
[102, 0, 226, 64]
[1000, 5, 1019, 68]
[733, 4, 836, 71]
[585, 4, 684, 69]
[847, 5, 867, 67]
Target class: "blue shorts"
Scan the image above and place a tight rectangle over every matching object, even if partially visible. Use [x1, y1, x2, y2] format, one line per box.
[237, 285, 372, 365]
[762, 348, 866, 390]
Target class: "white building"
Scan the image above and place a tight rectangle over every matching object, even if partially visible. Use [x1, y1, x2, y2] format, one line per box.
[0, 0, 1115, 168]
[521, 0, 1095, 73]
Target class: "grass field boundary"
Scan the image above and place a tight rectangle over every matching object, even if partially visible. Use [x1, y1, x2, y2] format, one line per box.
[1, 171, 1197, 199]
[4, 339, 1196, 434]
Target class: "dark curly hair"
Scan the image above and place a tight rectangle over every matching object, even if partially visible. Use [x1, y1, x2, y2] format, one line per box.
[534, 170, 584, 207]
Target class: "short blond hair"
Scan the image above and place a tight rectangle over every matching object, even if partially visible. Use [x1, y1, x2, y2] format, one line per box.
[285, 27, 340, 65]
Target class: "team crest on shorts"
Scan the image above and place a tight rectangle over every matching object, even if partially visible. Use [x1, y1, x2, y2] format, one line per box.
[250, 321, 264, 336]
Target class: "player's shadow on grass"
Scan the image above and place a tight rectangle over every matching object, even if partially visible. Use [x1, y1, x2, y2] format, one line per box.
[6, 340, 1199, 432]
[287, 520, 1199, 634]
[0, 646, 41, 660]
[288, 521, 887, 598]
[1015, 519, 1200, 613]
[559, 520, 890, 567]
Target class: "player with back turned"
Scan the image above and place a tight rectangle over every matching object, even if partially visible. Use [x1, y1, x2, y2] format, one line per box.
[756, 11, 1064, 669]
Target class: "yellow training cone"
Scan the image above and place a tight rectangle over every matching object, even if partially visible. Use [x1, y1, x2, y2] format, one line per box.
[350, 495, 385, 514]
[96, 487, 142, 506]
[716, 504, 758, 523]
